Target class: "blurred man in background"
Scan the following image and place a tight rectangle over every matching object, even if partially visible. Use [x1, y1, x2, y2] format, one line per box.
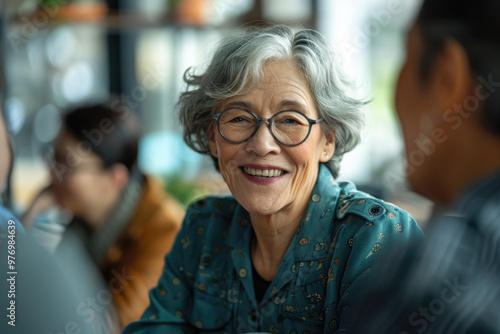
[354, 0, 500, 333]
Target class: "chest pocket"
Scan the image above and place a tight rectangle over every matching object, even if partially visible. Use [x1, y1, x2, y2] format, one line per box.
[282, 279, 327, 329]
[189, 268, 237, 332]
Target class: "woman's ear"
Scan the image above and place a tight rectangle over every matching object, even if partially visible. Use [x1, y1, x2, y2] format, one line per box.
[208, 122, 218, 158]
[320, 132, 336, 163]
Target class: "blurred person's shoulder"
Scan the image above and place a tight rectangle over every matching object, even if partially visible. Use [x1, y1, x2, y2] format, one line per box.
[133, 175, 185, 229]
[0, 205, 25, 233]
[0, 206, 100, 333]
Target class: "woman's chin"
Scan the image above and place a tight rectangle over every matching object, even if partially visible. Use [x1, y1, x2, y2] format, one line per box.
[236, 195, 284, 216]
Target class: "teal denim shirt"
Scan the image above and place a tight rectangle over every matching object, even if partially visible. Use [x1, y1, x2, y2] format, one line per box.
[124, 164, 424, 333]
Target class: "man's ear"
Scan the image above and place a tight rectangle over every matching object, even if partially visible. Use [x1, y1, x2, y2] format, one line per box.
[431, 39, 473, 114]
[208, 122, 218, 158]
[109, 163, 129, 191]
[320, 132, 336, 163]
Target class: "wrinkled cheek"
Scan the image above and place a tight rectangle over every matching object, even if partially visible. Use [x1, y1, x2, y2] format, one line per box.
[290, 160, 318, 198]
[218, 158, 240, 189]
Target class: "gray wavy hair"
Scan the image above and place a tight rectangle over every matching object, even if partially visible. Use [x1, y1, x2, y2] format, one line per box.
[178, 25, 367, 178]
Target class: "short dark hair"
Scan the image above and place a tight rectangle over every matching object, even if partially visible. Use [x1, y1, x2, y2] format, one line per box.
[63, 104, 141, 171]
[416, 0, 500, 134]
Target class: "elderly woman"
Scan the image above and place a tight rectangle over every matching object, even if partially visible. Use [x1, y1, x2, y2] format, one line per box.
[124, 25, 423, 333]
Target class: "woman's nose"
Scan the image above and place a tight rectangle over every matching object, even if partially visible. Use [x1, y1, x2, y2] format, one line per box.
[244, 122, 281, 156]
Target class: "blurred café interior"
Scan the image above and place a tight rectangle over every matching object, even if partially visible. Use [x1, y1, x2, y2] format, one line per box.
[0, 0, 430, 241]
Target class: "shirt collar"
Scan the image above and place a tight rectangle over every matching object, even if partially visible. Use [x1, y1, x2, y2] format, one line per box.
[286, 164, 341, 261]
[450, 168, 500, 220]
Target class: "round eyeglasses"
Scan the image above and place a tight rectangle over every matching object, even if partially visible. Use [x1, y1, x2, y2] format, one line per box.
[212, 107, 323, 146]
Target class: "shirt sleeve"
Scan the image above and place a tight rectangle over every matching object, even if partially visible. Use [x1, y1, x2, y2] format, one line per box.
[122, 208, 197, 334]
[325, 202, 425, 333]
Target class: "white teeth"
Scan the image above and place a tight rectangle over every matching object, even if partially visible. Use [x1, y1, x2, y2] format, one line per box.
[243, 167, 284, 178]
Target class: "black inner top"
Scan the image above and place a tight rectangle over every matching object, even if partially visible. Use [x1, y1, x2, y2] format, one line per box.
[251, 259, 272, 304]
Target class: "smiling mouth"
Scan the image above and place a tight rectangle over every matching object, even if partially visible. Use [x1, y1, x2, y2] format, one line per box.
[241, 166, 286, 178]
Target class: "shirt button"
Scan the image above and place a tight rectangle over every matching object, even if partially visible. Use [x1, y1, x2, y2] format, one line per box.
[195, 199, 207, 209]
[314, 242, 326, 251]
[347, 237, 354, 247]
[239, 268, 247, 278]
[200, 253, 213, 267]
[368, 204, 384, 216]
[250, 309, 257, 322]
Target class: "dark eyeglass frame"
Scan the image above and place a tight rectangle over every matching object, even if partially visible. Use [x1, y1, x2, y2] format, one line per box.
[211, 107, 323, 147]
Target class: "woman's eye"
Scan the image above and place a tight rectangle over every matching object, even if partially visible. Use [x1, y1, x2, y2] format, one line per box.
[278, 118, 300, 125]
[229, 117, 250, 123]
[283, 118, 299, 124]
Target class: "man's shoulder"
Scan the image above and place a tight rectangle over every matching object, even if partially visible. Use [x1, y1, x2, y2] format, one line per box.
[0, 205, 24, 233]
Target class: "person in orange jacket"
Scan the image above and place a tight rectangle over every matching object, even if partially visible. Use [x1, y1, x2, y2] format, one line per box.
[23, 103, 184, 329]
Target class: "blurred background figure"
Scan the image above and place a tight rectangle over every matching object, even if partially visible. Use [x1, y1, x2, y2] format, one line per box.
[1, 103, 110, 334]
[22, 103, 184, 329]
[354, 0, 500, 333]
